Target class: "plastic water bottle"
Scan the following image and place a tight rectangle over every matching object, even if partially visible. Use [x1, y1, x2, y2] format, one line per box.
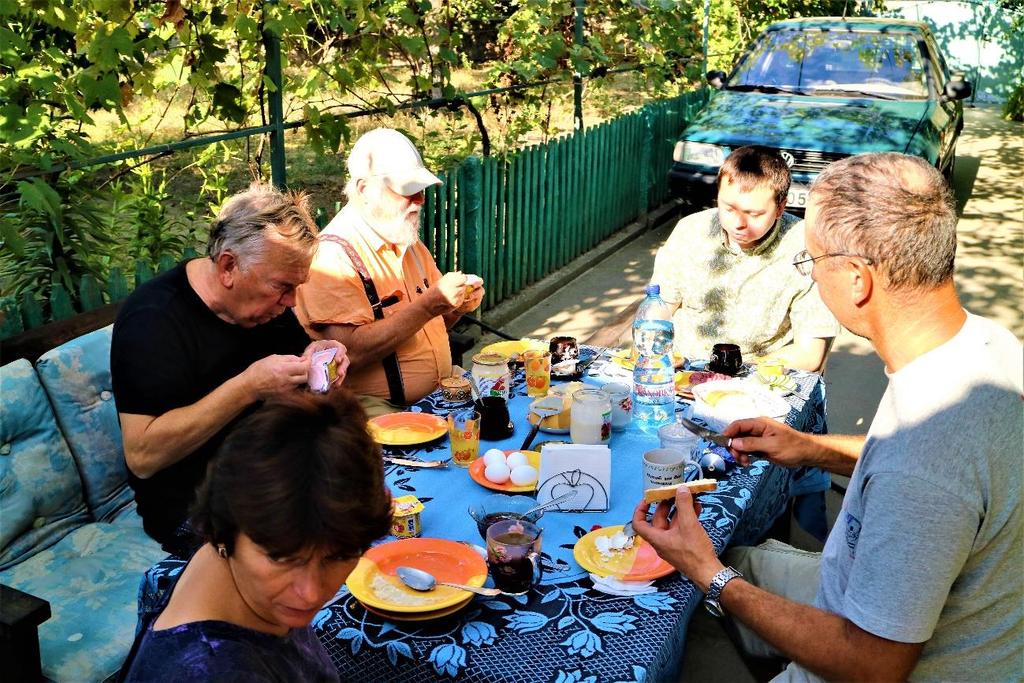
[632, 284, 675, 431]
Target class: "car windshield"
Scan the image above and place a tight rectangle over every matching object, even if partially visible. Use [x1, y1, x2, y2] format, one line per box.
[728, 29, 930, 99]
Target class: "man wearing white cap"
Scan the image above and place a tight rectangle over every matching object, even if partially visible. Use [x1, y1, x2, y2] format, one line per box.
[295, 128, 484, 411]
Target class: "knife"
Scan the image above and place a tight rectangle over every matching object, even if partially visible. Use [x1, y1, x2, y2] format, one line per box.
[679, 417, 733, 449]
[383, 456, 449, 468]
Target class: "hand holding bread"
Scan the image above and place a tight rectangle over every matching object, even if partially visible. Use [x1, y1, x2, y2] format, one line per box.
[642, 479, 717, 504]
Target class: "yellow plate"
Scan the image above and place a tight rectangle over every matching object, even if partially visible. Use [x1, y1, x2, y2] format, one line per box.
[346, 538, 488, 613]
[480, 339, 547, 361]
[468, 449, 541, 492]
[360, 594, 473, 622]
[367, 412, 448, 446]
[573, 525, 675, 581]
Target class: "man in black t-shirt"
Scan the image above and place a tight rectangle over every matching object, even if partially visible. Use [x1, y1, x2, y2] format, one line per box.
[111, 183, 349, 554]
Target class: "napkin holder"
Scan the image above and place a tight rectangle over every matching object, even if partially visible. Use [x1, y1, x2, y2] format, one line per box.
[535, 444, 610, 512]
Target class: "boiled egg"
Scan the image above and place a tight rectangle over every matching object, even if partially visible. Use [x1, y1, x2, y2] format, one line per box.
[509, 464, 538, 487]
[505, 451, 529, 469]
[482, 449, 507, 468]
[484, 462, 511, 484]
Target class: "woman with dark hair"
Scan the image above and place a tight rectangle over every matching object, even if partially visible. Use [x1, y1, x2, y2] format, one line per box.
[120, 391, 392, 681]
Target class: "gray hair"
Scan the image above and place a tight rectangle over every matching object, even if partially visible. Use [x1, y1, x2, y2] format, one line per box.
[808, 153, 957, 290]
[207, 182, 318, 266]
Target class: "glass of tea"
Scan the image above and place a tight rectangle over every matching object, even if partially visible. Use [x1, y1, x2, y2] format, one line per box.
[486, 518, 543, 594]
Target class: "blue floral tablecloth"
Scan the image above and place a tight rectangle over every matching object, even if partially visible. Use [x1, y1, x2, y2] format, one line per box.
[140, 349, 828, 682]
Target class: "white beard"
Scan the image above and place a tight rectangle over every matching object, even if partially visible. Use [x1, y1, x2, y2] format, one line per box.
[360, 201, 420, 249]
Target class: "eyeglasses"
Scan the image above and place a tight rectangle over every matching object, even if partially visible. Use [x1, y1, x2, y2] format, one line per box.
[792, 249, 874, 276]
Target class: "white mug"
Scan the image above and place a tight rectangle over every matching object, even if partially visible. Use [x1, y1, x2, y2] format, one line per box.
[642, 447, 703, 491]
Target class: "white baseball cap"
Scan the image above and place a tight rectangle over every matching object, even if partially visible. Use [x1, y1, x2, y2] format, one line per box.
[346, 128, 441, 197]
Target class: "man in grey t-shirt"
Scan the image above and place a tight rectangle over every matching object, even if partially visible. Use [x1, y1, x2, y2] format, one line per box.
[633, 153, 1022, 681]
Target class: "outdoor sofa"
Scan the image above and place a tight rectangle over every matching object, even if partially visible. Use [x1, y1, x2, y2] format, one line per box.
[0, 325, 165, 682]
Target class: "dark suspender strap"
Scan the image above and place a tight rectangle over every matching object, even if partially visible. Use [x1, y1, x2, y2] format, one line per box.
[319, 234, 407, 405]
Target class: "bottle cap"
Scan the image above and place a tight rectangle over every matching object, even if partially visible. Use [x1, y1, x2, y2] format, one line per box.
[645, 283, 661, 295]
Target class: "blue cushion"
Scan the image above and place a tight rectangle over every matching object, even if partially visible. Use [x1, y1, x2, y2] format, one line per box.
[0, 359, 90, 570]
[0, 522, 165, 682]
[36, 326, 133, 522]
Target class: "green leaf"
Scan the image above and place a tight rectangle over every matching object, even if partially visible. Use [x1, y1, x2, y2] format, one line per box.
[17, 179, 63, 224]
[210, 82, 247, 123]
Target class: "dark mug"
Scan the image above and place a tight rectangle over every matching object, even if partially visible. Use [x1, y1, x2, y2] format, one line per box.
[475, 396, 514, 440]
[708, 343, 743, 375]
[549, 336, 579, 378]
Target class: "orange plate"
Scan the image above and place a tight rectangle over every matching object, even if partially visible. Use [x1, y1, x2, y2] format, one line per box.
[468, 450, 541, 493]
[346, 538, 488, 613]
[367, 412, 448, 446]
[573, 525, 675, 581]
[360, 594, 473, 622]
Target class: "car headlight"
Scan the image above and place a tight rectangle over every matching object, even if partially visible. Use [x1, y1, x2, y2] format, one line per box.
[674, 141, 726, 167]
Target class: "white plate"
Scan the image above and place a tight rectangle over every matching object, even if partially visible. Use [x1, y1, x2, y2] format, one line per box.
[691, 379, 792, 432]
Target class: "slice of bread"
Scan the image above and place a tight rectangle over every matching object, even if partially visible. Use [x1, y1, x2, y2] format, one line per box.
[643, 479, 718, 503]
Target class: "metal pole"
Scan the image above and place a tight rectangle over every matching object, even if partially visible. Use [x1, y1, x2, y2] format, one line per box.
[574, 0, 585, 131]
[702, 0, 711, 74]
[262, 1, 287, 189]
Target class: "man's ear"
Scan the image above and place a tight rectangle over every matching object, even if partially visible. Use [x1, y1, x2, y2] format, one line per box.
[850, 260, 873, 306]
[216, 251, 239, 288]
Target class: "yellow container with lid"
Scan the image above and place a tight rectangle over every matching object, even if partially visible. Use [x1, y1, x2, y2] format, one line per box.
[391, 495, 425, 538]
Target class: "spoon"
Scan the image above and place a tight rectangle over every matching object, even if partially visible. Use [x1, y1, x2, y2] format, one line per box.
[520, 396, 564, 450]
[621, 521, 637, 542]
[395, 566, 505, 597]
[522, 489, 579, 516]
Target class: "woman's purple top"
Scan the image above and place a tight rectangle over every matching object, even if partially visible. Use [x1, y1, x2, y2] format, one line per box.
[120, 567, 338, 682]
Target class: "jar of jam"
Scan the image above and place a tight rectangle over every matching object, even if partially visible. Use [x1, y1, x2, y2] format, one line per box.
[472, 353, 511, 401]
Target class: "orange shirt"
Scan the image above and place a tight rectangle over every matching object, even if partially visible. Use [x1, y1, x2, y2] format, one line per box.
[294, 205, 452, 402]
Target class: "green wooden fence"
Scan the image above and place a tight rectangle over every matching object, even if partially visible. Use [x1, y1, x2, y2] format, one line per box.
[0, 89, 707, 340]
[420, 89, 707, 311]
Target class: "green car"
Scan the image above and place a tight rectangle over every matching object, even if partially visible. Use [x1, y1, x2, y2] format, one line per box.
[668, 17, 973, 211]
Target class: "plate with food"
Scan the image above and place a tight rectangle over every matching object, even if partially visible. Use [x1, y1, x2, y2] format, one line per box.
[360, 595, 472, 622]
[573, 525, 675, 581]
[367, 412, 447, 446]
[346, 538, 488, 613]
[749, 369, 800, 396]
[468, 449, 541, 492]
[675, 370, 732, 399]
[479, 338, 547, 363]
[525, 381, 586, 434]
[690, 379, 792, 432]
[610, 348, 685, 373]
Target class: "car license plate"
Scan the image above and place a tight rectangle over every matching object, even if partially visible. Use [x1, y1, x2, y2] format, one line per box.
[787, 185, 809, 208]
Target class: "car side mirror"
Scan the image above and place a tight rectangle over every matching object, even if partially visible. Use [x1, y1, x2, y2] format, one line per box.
[706, 70, 727, 89]
[942, 78, 972, 102]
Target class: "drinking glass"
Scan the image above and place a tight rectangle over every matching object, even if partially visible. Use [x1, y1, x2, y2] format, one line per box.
[448, 409, 481, 467]
[486, 518, 543, 593]
[524, 349, 552, 398]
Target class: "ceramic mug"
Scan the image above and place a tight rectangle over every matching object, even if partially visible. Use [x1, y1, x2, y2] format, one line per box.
[642, 447, 703, 491]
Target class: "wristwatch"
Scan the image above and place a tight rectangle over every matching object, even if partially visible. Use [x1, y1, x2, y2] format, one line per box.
[703, 566, 743, 617]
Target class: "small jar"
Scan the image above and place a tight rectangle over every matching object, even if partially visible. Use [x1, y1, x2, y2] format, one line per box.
[472, 353, 511, 401]
[570, 389, 612, 445]
[658, 421, 701, 460]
